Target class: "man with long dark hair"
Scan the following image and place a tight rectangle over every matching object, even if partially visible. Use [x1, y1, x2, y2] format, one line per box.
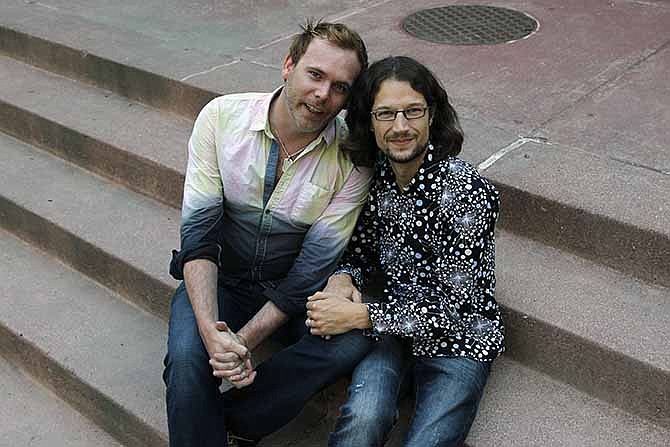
[305, 56, 505, 446]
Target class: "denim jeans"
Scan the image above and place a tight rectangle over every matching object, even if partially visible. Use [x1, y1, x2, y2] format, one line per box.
[328, 336, 491, 447]
[163, 279, 372, 447]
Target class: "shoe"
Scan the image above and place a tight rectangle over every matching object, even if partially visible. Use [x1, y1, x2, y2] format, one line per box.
[227, 432, 258, 447]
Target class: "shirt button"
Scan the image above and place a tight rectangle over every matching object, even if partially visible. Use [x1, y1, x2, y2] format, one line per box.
[265, 209, 271, 214]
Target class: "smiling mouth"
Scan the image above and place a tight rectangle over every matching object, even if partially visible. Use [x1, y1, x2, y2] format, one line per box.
[388, 137, 414, 145]
[304, 103, 324, 115]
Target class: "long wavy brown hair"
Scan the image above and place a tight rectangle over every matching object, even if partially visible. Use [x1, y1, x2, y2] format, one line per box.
[342, 56, 463, 167]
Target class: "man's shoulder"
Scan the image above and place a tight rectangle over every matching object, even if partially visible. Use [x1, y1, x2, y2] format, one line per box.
[197, 91, 273, 130]
[434, 157, 498, 197]
[206, 91, 272, 111]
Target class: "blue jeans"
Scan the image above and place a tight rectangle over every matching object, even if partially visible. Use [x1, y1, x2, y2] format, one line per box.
[163, 279, 372, 447]
[328, 336, 491, 447]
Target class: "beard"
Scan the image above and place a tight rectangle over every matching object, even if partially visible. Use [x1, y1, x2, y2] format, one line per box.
[284, 79, 331, 135]
[383, 138, 429, 164]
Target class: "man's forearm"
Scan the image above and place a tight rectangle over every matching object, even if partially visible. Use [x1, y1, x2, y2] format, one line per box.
[238, 301, 288, 350]
[183, 259, 219, 340]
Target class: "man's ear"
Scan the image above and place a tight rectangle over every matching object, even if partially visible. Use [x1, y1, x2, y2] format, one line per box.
[281, 54, 295, 81]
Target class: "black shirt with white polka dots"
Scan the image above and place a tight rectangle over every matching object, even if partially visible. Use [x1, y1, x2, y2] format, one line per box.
[336, 146, 505, 361]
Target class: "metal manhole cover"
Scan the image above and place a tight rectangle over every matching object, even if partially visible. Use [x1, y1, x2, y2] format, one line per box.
[403, 5, 538, 45]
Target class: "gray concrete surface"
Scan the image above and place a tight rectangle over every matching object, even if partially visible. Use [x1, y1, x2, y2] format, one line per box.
[2, 228, 668, 447]
[3, 0, 667, 288]
[0, 131, 179, 318]
[0, 228, 168, 446]
[1, 121, 668, 427]
[0, 355, 123, 447]
[1, 0, 669, 445]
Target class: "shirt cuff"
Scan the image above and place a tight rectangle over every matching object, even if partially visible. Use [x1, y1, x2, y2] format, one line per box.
[260, 286, 304, 316]
[169, 244, 222, 280]
[333, 264, 364, 290]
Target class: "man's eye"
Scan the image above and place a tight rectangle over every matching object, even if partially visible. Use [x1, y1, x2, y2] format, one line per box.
[308, 70, 321, 79]
[376, 111, 395, 120]
[405, 108, 425, 118]
[334, 84, 349, 94]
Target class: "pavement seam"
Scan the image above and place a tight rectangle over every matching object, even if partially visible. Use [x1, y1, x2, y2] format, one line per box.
[24, 1, 58, 11]
[627, 0, 670, 9]
[180, 58, 242, 82]
[534, 38, 670, 133]
[328, 0, 397, 22]
[244, 59, 282, 70]
[607, 156, 670, 176]
[242, 0, 395, 52]
[478, 136, 550, 171]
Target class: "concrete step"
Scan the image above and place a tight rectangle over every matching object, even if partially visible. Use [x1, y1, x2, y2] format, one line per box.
[497, 231, 670, 427]
[0, 130, 179, 319]
[2, 229, 668, 447]
[1, 130, 667, 428]
[0, 228, 331, 447]
[0, 54, 190, 208]
[487, 139, 670, 289]
[0, 227, 168, 447]
[0, 354, 123, 447]
[1, 22, 667, 290]
[411, 357, 669, 447]
[0, 3, 216, 119]
[0, 1, 279, 119]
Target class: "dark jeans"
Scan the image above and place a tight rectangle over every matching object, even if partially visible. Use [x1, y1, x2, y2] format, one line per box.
[163, 279, 372, 447]
[328, 336, 491, 447]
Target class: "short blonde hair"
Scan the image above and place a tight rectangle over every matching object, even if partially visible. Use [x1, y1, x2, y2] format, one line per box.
[288, 19, 368, 71]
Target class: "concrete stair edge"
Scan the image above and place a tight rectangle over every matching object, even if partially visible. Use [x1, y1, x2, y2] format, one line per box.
[1, 228, 667, 447]
[0, 23, 214, 120]
[0, 38, 667, 289]
[0, 193, 173, 320]
[496, 181, 670, 289]
[0, 321, 167, 447]
[502, 306, 669, 428]
[0, 355, 124, 447]
[0, 98, 184, 209]
[0, 175, 666, 427]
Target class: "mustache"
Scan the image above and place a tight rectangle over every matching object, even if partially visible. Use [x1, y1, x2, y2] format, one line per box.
[386, 131, 414, 140]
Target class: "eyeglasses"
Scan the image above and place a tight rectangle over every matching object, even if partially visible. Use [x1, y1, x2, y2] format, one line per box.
[371, 106, 429, 121]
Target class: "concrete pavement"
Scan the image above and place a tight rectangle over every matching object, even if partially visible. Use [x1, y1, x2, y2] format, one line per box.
[0, 0, 668, 445]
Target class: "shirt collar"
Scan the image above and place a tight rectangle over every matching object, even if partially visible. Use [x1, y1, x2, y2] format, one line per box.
[250, 86, 337, 147]
[379, 143, 440, 193]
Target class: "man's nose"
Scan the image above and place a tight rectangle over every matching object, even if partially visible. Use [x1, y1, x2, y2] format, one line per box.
[314, 82, 330, 101]
[392, 112, 410, 130]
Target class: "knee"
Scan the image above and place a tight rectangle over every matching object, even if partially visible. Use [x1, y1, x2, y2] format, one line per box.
[332, 399, 396, 446]
[324, 331, 373, 370]
[164, 321, 211, 392]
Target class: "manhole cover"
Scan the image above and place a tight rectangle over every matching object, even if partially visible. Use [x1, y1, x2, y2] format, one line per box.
[403, 5, 538, 45]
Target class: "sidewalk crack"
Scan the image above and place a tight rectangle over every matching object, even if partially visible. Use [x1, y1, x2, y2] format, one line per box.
[180, 59, 241, 82]
[478, 137, 550, 171]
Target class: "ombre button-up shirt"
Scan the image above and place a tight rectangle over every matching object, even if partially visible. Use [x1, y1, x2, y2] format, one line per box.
[170, 89, 371, 315]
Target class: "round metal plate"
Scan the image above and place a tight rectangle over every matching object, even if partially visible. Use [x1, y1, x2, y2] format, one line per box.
[403, 5, 538, 45]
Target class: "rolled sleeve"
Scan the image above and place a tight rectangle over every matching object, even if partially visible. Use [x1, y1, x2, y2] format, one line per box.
[170, 98, 226, 279]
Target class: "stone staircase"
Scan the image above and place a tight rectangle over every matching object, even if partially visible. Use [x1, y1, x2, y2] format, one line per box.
[1, 3, 668, 446]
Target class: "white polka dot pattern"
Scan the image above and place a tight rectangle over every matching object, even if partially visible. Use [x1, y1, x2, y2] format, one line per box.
[336, 148, 505, 361]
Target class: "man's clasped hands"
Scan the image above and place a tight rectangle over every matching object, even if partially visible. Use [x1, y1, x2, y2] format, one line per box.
[206, 274, 365, 388]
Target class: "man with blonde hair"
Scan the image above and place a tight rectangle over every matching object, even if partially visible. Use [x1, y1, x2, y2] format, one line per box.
[163, 20, 373, 447]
